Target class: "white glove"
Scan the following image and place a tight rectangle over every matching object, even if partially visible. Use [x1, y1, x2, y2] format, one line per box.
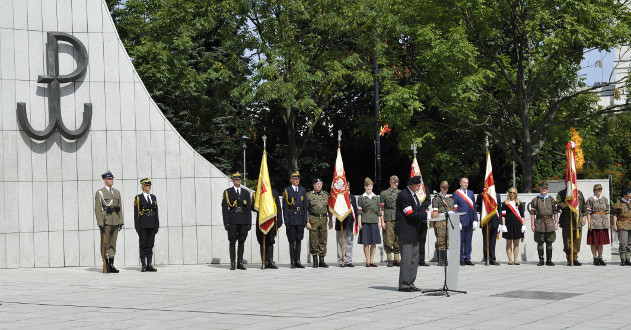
[501, 225, 508, 233]
[521, 225, 527, 233]
[459, 223, 463, 230]
[472, 221, 479, 230]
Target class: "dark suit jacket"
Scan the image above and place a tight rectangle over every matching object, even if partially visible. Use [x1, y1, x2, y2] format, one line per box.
[453, 189, 477, 226]
[221, 186, 252, 225]
[134, 194, 159, 229]
[395, 187, 429, 241]
[282, 185, 308, 226]
[476, 193, 501, 227]
[335, 194, 358, 231]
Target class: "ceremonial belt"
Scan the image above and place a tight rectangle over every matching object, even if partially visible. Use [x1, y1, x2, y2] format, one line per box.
[619, 217, 631, 221]
[310, 213, 327, 218]
[537, 215, 553, 219]
[592, 211, 607, 215]
[140, 209, 156, 217]
[291, 206, 303, 211]
[364, 211, 377, 214]
[231, 206, 246, 213]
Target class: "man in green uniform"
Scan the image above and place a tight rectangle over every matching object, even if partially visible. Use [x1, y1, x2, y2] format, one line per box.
[380, 175, 400, 267]
[307, 178, 330, 268]
[613, 188, 631, 266]
[431, 181, 453, 266]
[94, 171, 123, 273]
[556, 187, 586, 266]
[529, 182, 559, 266]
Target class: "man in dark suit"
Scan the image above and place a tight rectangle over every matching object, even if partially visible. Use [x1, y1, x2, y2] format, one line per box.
[282, 171, 309, 269]
[395, 176, 436, 292]
[453, 177, 478, 266]
[476, 192, 501, 265]
[221, 172, 252, 270]
[253, 188, 282, 269]
[134, 178, 159, 272]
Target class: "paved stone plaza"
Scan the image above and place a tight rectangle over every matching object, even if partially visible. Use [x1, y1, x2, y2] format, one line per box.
[1, 261, 630, 329]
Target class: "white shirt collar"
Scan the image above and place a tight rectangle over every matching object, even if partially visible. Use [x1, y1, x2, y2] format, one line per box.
[440, 192, 448, 198]
[143, 192, 151, 198]
[460, 188, 467, 194]
[538, 193, 548, 199]
[363, 191, 376, 198]
[622, 197, 630, 204]
[592, 195, 603, 200]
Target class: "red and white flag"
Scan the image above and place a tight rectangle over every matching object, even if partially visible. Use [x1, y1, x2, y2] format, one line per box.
[329, 147, 357, 234]
[410, 156, 426, 203]
[565, 141, 579, 220]
[480, 151, 498, 227]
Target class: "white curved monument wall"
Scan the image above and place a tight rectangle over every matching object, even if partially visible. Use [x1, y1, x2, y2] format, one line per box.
[0, 0, 234, 268]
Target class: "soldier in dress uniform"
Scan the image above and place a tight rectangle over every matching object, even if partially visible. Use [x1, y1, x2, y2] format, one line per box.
[283, 171, 308, 269]
[431, 181, 453, 266]
[221, 172, 252, 270]
[94, 170, 123, 273]
[253, 188, 282, 269]
[612, 188, 631, 266]
[134, 178, 159, 272]
[529, 182, 559, 266]
[556, 187, 587, 266]
[380, 175, 401, 267]
[307, 178, 330, 268]
[586, 183, 610, 266]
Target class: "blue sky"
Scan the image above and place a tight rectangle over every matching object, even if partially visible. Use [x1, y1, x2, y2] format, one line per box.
[580, 49, 614, 85]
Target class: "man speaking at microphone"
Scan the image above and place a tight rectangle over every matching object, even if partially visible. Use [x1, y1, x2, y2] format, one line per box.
[396, 176, 438, 292]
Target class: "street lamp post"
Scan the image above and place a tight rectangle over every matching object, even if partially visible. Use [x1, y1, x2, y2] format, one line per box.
[241, 135, 250, 187]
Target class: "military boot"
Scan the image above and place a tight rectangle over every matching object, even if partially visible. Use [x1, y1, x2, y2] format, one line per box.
[621, 259, 626, 266]
[537, 249, 544, 266]
[141, 257, 147, 272]
[312, 255, 319, 268]
[294, 244, 305, 268]
[260, 246, 266, 269]
[289, 243, 296, 269]
[266, 245, 278, 269]
[109, 258, 119, 273]
[319, 256, 328, 268]
[146, 256, 157, 272]
[546, 250, 555, 266]
[593, 256, 600, 266]
[237, 243, 247, 270]
[599, 256, 606, 266]
[229, 244, 236, 270]
[573, 259, 582, 266]
[437, 250, 446, 266]
[626, 259, 631, 266]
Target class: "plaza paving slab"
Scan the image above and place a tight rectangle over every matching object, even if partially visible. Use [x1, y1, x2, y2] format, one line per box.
[1, 260, 630, 329]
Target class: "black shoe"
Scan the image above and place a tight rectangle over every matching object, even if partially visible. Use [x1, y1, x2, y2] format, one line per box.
[319, 256, 328, 268]
[537, 258, 545, 266]
[312, 255, 319, 268]
[295, 260, 305, 268]
[398, 287, 415, 292]
[573, 259, 582, 266]
[464, 260, 475, 266]
[410, 285, 422, 292]
[145, 257, 157, 272]
[230, 261, 236, 270]
[621, 259, 626, 266]
[141, 257, 147, 272]
[108, 258, 119, 273]
[237, 260, 247, 270]
[393, 260, 400, 267]
[626, 259, 631, 266]
[339, 264, 346, 267]
[566, 259, 572, 266]
[418, 260, 429, 267]
[490, 260, 500, 266]
[593, 258, 600, 266]
[346, 263, 354, 267]
[599, 258, 606, 266]
[460, 261, 465, 266]
[546, 259, 555, 266]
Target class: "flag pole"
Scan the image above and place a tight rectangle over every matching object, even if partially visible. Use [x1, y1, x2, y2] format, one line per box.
[338, 131, 344, 264]
[485, 138, 490, 266]
[569, 142, 574, 266]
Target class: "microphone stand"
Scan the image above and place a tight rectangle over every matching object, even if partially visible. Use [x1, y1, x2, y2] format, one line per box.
[422, 211, 467, 297]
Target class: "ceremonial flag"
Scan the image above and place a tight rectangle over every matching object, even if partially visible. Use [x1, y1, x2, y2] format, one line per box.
[410, 156, 426, 203]
[253, 150, 277, 234]
[480, 151, 498, 227]
[379, 124, 391, 136]
[329, 147, 356, 233]
[565, 141, 579, 222]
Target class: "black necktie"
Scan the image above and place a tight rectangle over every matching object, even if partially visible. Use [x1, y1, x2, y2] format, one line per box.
[146, 195, 151, 204]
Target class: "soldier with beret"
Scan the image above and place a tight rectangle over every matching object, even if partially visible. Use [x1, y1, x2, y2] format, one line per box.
[529, 182, 559, 266]
[221, 172, 252, 270]
[431, 181, 453, 266]
[380, 175, 401, 267]
[358, 177, 384, 267]
[307, 178, 330, 268]
[556, 187, 587, 266]
[283, 171, 308, 269]
[586, 183, 610, 266]
[94, 170, 123, 273]
[134, 178, 159, 272]
[612, 188, 631, 266]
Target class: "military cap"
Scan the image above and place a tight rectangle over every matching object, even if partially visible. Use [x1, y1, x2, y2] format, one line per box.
[312, 178, 322, 184]
[389, 175, 399, 182]
[440, 181, 449, 188]
[231, 172, 242, 180]
[539, 182, 549, 189]
[290, 171, 301, 178]
[364, 177, 374, 186]
[623, 188, 631, 196]
[101, 170, 114, 179]
[407, 176, 422, 185]
[593, 183, 603, 191]
[140, 178, 152, 185]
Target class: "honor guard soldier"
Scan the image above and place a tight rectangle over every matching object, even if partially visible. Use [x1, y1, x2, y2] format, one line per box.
[431, 181, 453, 266]
[307, 178, 330, 268]
[556, 187, 587, 266]
[221, 172, 252, 270]
[253, 188, 282, 269]
[134, 178, 159, 272]
[529, 182, 559, 266]
[283, 171, 308, 268]
[380, 175, 401, 267]
[612, 188, 631, 266]
[94, 171, 123, 273]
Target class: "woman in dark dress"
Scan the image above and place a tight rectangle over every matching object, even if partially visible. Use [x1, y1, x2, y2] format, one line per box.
[501, 187, 525, 265]
[357, 177, 384, 267]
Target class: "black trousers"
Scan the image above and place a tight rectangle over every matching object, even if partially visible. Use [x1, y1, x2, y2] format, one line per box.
[228, 224, 249, 243]
[286, 224, 305, 243]
[418, 223, 428, 263]
[482, 224, 499, 261]
[138, 227, 157, 258]
[256, 224, 278, 245]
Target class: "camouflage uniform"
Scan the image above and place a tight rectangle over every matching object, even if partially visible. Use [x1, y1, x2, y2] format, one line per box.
[307, 189, 330, 262]
[380, 188, 400, 262]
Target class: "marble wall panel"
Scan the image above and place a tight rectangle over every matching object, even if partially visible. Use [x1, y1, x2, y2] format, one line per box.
[104, 82, 121, 131]
[5, 233, 19, 268]
[77, 180, 94, 230]
[86, 0, 102, 33]
[19, 233, 34, 268]
[18, 182, 34, 232]
[1, 64, 17, 131]
[27, 0, 43, 31]
[27, 31, 45, 133]
[0, 134, 3, 182]
[87, 33, 104, 83]
[71, 0, 88, 33]
[88, 81, 106, 131]
[45, 134, 62, 180]
[181, 178, 196, 226]
[194, 154, 211, 178]
[121, 179, 136, 228]
[195, 178, 212, 226]
[90, 130, 107, 178]
[33, 181, 49, 232]
[79, 229, 94, 266]
[49, 231, 64, 267]
[41, 0, 57, 32]
[168, 226, 183, 265]
[197, 225, 212, 264]
[135, 130, 151, 178]
[100, 0, 115, 34]
[123, 227, 138, 266]
[14, 29, 29, 80]
[153, 227, 168, 265]
[211, 177, 231, 225]
[47, 182, 64, 232]
[103, 33, 119, 83]
[115, 229, 125, 263]
[150, 130, 166, 179]
[0, 183, 5, 233]
[119, 82, 135, 131]
[57, 0, 73, 33]
[180, 141, 194, 179]
[149, 102, 164, 131]
[166, 178, 182, 227]
[13, 0, 28, 30]
[4, 182, 19, 233]
[0, 0, 14, 29]
[120, 130, 137, 180]
[105, 131, 122, 177]
[60, 139, 77, 181]
[33, 231, 48, 267]
[133, 79, 149, 131]
[118, 45, 133, 83]
[182, 226, 197, 264]
[210, 225, 226, 264]
[165, 130, 180, 178]
[62, 180, 78, 231]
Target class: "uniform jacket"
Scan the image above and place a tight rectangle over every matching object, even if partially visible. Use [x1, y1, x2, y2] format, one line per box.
[134, 193, 159, 229]
[476, 193, 501, 228]
[380, 189, 400, 222]
[357, 193, 382, 224]
[586, 196, 609, 230]
[307, 190, 330, 216]
[394, 187, 429, 241]
[453, 189, 477, 226]
[221, 186, 252, 225]
[335, 194, 357, 231]
[282, 185, 308, 225]
[612, 199, 631, 231]
[94, 187, 123, 226]
[556, 189, 586, 229]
